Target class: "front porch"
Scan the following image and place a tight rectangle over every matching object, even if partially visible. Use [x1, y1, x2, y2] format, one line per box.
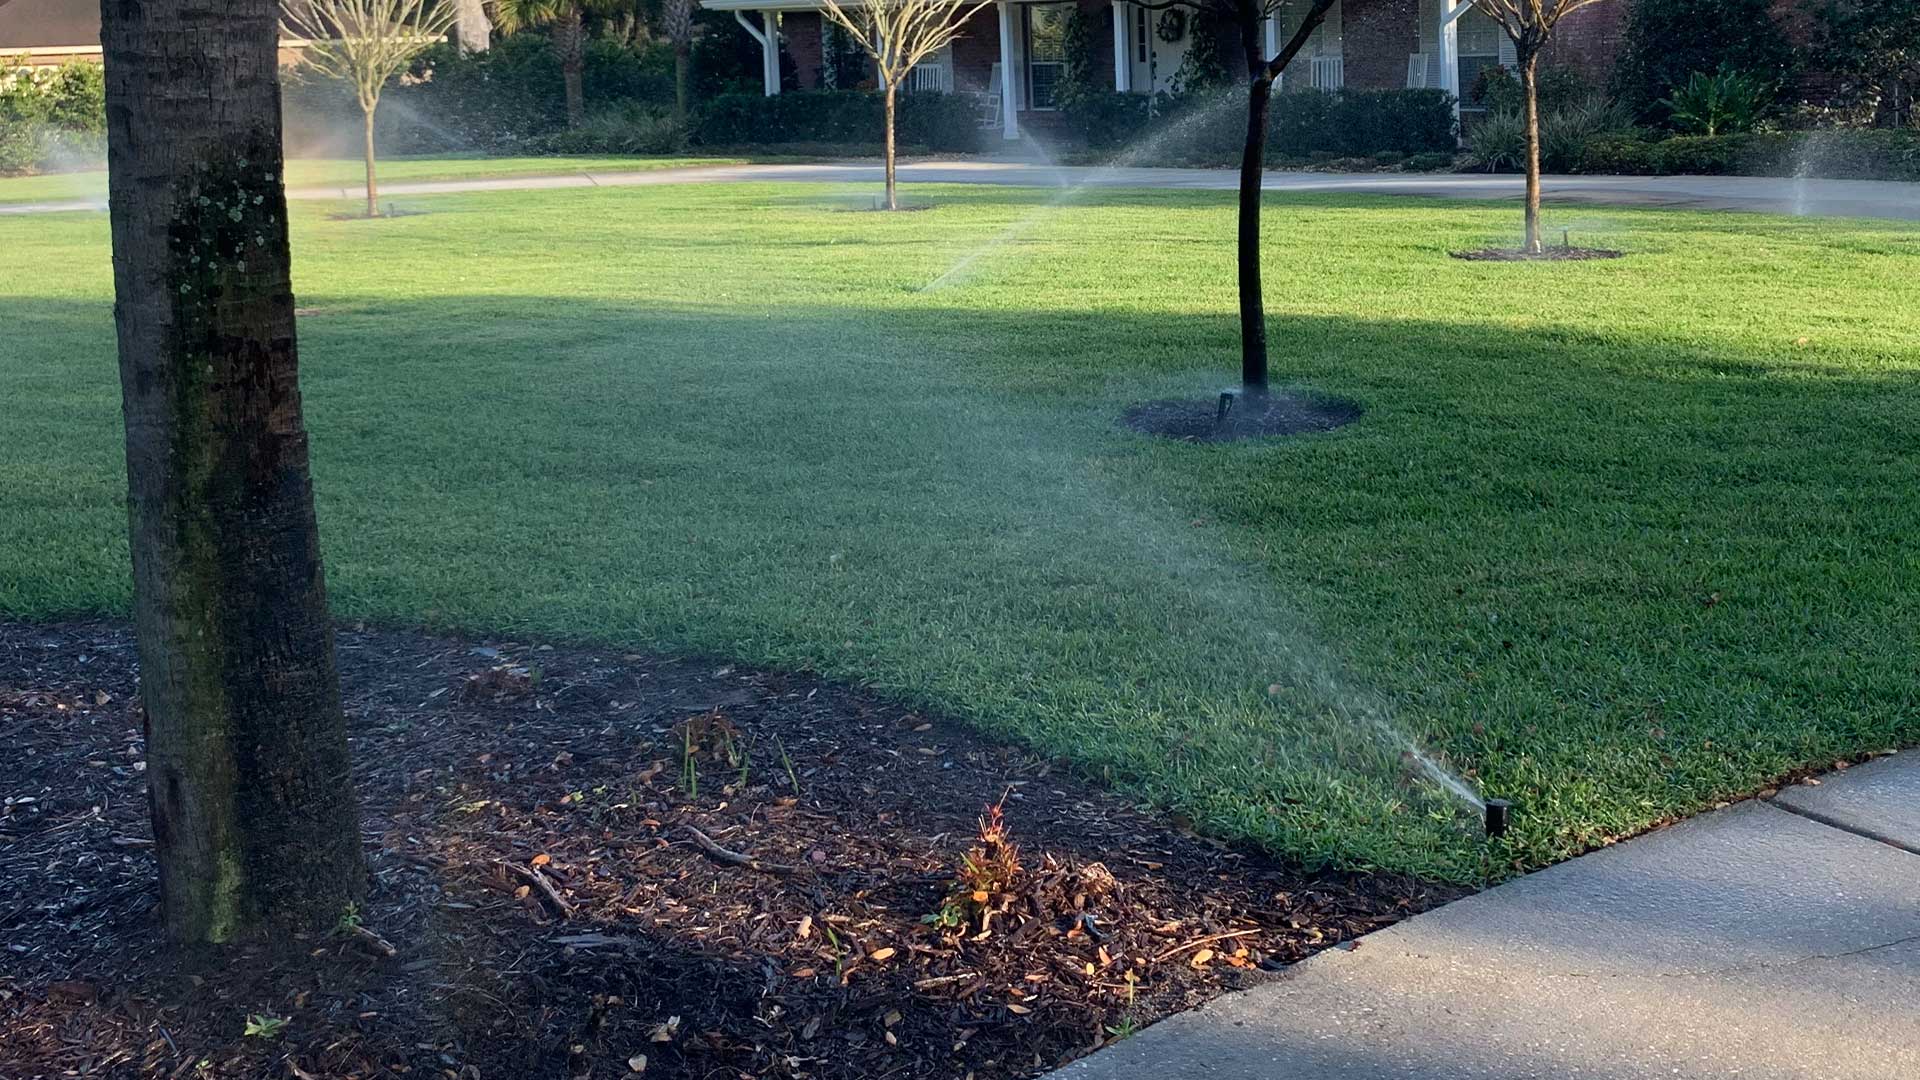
[698, 0, 1526, 140]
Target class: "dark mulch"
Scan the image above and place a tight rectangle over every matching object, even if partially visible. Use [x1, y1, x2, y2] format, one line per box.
[1449, 246, 1625, 262]
[1121, 392, 1363, 443]
[0, 620, 1457, 1080]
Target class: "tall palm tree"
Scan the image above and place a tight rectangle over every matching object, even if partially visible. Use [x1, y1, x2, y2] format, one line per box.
[495, 0, 623, 126]
[99, 0, 364, 943]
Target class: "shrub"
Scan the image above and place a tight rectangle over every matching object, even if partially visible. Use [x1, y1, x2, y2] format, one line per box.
[0, 63, 106, 175]
[1403, 150, 1458, 172]
[537, 103, 687, 154]
[1611, 0, 1796, 121]
[692, 90, 982, 152]
[1061, 91, 1152, 151]
[1540, 96, 1640, 172]
[1466, 108, 1528, 171]
[1574, 133, 1659, 174]
[1469, 64, 1593, 115]
[1659, 66, 1771, 137]
[1075, 87, 1457, 164]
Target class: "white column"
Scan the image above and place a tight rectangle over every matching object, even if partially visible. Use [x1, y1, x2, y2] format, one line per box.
[1439, 0, 1461, 121]
[997, 0, 1019, 139]
[1264, 12, 1280, 89]
[756, 9, 771, 95]
[1111, 1, 1131, 92]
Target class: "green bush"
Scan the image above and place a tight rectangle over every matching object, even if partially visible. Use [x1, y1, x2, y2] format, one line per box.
[692, 90, 983, 152]
[1466, 109, 1528, 171]
[1574, 133, 1659, 174]
[0, 62, 106, 175]
[1611, 0, 1797, 122]
[1469, 65, 1593, 115]
[1072, 87, 1456, 164]
[1540, 96, 1640, 171]
[1402, 150, 1458, 172]
[1659, 66, 1771, 137]
[537, 103, 687, 154]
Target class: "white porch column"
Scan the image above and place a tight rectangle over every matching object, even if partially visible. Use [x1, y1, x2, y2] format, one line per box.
[1264, 13, 1280, 88]
[1439, 0, 1462, 121]
[763, 10, 781, 95]
[1111, 1, 1130, 92]
[997, 0, 1019, 139]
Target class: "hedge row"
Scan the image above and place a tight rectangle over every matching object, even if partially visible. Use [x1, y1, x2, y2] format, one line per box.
[1064, 87, 1459, 163]
[1572, 129, 1920, 180]
[691, 90, 983, 152]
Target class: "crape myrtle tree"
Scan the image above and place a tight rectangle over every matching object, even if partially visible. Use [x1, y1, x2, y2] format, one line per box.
[1476, 0, 1612, 254]
[495, 0, 627, 126]
[100, 0, 364, 942]
[815, 0, 992, 210]
[1135, 0, 1338, 394]
[281, 0, 461, 218]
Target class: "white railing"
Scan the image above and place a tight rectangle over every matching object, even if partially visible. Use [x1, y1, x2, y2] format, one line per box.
[908, 63, 954, 94]
[1310, 55, 1344, 90]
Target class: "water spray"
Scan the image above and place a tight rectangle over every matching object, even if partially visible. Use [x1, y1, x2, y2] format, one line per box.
[1483, 798, 1512, 839]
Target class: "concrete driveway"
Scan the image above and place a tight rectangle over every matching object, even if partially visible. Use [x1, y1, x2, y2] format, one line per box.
[5, 160, 1918, 220]
[1052, 751, 1920, 1080]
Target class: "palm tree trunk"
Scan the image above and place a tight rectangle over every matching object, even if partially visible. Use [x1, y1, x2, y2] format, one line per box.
[362, 103, 379, 218]
[1521, 49, 1542, 255]
[559, 5, 587, 128]
[100, 0, 363, 944]
[884, 82, 898, 210]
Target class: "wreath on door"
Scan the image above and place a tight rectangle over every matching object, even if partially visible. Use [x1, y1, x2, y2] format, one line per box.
[1156, 8, 1186, 42]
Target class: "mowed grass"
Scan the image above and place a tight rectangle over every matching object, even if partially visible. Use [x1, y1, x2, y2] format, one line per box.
[3, 180, 1918, 882]
[0, 154, 744, 205]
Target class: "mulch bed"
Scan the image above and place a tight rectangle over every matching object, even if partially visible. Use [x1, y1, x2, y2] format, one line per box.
[1120, 393, 1362, 443]
[1449, 246, 1625, 261]
[0, 620, 1457, 1079]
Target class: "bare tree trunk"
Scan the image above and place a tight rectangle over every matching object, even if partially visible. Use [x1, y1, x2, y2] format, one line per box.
[1521, 49, 1542, 255]
[453, 0, 491, 52]
[558, 5, 586, 128]
[362, 104, 379, 218]
[1236, 7, 1269, 395]
[100, 0, 363, 945]
[884, 81, 898, 210]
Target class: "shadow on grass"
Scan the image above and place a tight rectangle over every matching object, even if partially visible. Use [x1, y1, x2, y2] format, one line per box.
[3, 291, 1917, 884]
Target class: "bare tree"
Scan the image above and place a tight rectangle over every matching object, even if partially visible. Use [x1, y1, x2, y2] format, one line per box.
[1474, 0, 1612, 253]
[1134, 0, 1337, 394]
[100, 0, 363, 943]
[283, 0, 459, 217]
[663, 0, 694, 121]
[816, 0, 992, 210]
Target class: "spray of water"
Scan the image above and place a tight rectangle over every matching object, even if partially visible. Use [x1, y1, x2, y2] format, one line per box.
[921, 92, 1251, 291]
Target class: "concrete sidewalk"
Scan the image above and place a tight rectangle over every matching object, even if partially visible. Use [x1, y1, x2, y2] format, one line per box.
[5, 161, 1918, 220]
[1055, 751, 1920, 1080]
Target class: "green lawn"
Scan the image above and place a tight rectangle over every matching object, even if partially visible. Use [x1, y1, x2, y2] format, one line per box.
[0, 154, 744, 204]
[4, 181, 1917, 883]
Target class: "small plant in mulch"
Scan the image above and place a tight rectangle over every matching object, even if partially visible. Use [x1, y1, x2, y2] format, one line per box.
[0, 620, 1459, 1080]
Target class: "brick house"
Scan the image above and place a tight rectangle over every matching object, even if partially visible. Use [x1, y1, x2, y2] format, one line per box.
[0, 0, 317, 68]
[701, 0, 1628, 139]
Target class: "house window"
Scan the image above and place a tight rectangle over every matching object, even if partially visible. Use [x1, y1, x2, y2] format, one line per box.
[1135, 5, 1149, 64]
[1025, 3, 1071, 110]
[1456, 7, 1502, 105]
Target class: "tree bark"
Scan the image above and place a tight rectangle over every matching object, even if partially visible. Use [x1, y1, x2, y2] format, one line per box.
[362, 104, 379, 218]
[1521, 48, 1542, 255]
[453, 0, 491, 52]
[884, 81, 898, 211]
[1236, 4, 1270, 396]
[559, 5, 587, 128]
[100, 0, 364, 945]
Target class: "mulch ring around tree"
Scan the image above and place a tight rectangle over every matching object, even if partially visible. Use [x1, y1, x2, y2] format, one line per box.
[1449, 246, 1624, 261]
[1121, 392, 1363, 443]
[0, 620, 1459, 1080]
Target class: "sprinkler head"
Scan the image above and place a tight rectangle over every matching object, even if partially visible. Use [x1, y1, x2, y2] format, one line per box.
[1217, 389, 1237, 426]
[1484, 799, 1512, 839]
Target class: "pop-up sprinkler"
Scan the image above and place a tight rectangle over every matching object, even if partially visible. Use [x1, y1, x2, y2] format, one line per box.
[1484, 799, 1512, 839]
